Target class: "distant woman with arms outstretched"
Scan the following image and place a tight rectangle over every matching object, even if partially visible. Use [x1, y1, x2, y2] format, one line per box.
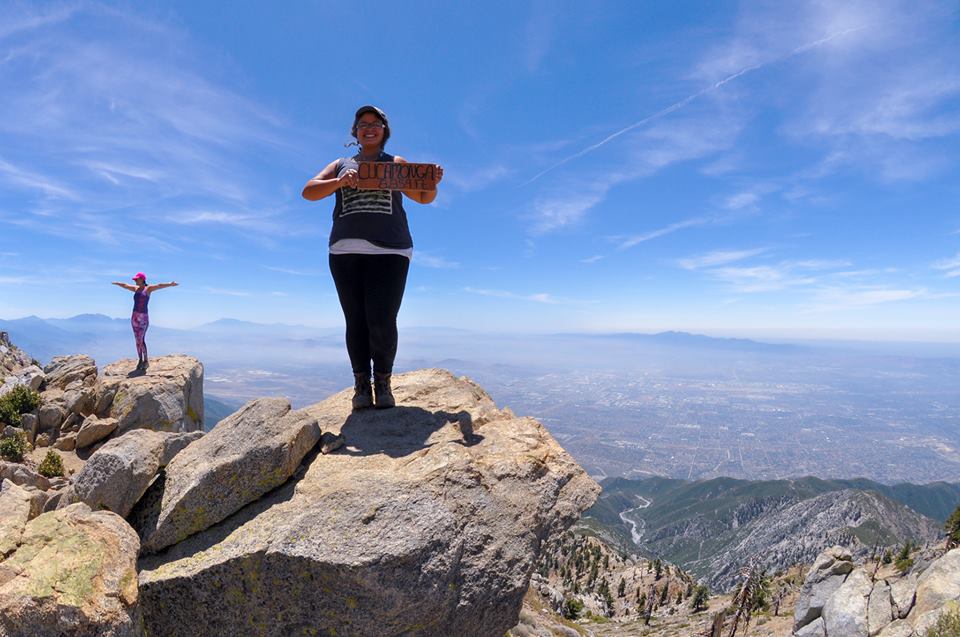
[111, 273, 178, 371]
[302, 105, 442, 409]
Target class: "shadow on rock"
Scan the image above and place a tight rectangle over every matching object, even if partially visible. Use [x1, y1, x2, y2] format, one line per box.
[337, 407, 483, 458]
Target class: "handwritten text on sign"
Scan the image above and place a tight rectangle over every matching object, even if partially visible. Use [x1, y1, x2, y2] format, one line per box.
[357, 162, 439, 191]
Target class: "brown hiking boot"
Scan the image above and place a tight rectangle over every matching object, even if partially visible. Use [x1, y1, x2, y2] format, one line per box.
[352, 373, 373, 410]
[373, 372, 395, 409]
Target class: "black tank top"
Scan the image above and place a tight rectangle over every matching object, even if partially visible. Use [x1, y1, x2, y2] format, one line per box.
[328, 152, 413, 249]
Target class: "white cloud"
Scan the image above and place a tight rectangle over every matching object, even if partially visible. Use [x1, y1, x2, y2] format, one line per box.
[414, 252, 460, 269]
[932, 253, 960, 278]
[678, 248, 769, 270]
[617, 218, 707, 250]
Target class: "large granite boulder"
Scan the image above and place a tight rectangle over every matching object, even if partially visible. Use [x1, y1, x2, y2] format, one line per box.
[72, 429, 202, 518]
[868, 580, 894, 636]
[136, 397, 320, 554]
[76, 415, 119, 449]
[910, 548, 960, 631]
[0, 460, 51, 491]
[42, 354, 98, 393]
[794, 546, 854, 631]
[821, 568, 872, 637]
[138, 369, 600, 637]
[0, 503, 141, 637]
[0, 480, 41, 556]
[100, 355, 203, 434]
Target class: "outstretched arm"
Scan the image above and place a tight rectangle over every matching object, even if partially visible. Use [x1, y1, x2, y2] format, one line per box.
[111, 282, 137, 292]
[302, 159, 355, 201]
[395, 156, 442, 204]
[146, 282, 178, 293]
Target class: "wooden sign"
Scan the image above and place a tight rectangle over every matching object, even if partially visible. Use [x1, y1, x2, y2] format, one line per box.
[357, 162, 439, 191]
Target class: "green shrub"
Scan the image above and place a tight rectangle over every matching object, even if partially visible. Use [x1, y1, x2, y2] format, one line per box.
[0, 385, 41, 426]
[925, 606, 960, 637]
[895, 557, 914, 574]
[945, 506, 960, 549]
[0, 430, 28, 462]
[562, 598, 584, 620]
[37, 450, 64, 477]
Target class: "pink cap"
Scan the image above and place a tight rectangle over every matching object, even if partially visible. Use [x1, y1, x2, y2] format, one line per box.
[132, 272, 146, 281]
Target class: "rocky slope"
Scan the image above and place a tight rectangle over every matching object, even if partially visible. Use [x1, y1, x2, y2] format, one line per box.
[0, 338, 599, 636]
[589, 477, 944, 592]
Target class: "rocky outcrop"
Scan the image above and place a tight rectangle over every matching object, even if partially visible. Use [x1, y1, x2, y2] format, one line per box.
[0, 480, 44, 555]
[705, 490, 941, 592]
[138, 369, 599, 637]
[0, 503, 141, 637]
[136, 397, 320, 554]
[0, 332, 33, 381]
[72, 429, 203, 518]
[100, 356, 203, 434]
[0, 460, 51, 491]
[794, 546, 960, 637]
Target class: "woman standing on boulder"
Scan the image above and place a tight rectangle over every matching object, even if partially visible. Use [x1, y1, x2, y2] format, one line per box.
[111, 273, 178, 371]
[302, 105, 442, 409]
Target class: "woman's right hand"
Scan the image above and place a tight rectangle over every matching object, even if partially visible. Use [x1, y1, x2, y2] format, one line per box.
[338, 169, 359, 189]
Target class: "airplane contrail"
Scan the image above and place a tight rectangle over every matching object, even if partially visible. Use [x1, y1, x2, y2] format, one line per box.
[521, 26, 868, 187]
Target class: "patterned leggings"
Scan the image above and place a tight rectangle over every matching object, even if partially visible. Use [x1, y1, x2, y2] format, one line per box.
[131, 312, 149, 361]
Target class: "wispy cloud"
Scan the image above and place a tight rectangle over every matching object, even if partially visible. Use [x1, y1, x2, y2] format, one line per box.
[202, 287, 252, 297]
[617, 218, 707, 250]
[464, 286, 594, 305]
[414, 252, 460, 269]
[678, 248, 770, 270]
[522, 23, 868, 186]
[932, 253, 960, 278]
[580, 255, 604, 264]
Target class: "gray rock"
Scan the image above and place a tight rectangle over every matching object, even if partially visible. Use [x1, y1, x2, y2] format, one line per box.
[876, 618, 915, 637]
[2, 425, 17, 438]
[20, 413, 38, 445]
[795, 546, 854, 630]
[159, 430, 203, 465]
[0, 503, 141, 637]
[76, 415, 119, 449]
[42, 354, 97, 391]
[138, 369, 600, 637]
[868, 580, 894, 636]
[52, 431, 77, 451]
[45, 485, 79, 512]
[100, 355, 204, 434]
[911, 548, 960, 627]
[37, 402, 65, 432]
[822, 569, 872, 637]
[63, 387, 96, 416]
[794, 616, 826, 637]
[61, 411, 84, 432]
[21, 365, 44, 391]
[0, 460, 51, 491]
[890, 573, 917, 619]
[73, 429, 170, 518]
[0, 479, 35, 555]
[137, 397, 320, 553]
[34, 432, 51, 447]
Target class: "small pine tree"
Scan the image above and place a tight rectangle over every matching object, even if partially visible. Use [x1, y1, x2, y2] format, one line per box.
[659, 584, 669, 604]
[945, 505, 960, 549]
[882, 549, 893, 564]
[617, 577, 626, 598]
[675, 590, 683, 605]
[692, 584, 709, 612]
[654, 558, 663, 580]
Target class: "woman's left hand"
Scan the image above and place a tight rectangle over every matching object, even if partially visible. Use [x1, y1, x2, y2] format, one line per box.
[435, 165, 444, 185]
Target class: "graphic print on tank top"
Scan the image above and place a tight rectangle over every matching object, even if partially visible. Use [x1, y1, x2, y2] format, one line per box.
[339, 186, 393, 216]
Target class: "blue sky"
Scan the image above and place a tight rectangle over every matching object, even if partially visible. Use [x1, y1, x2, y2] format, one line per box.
[1, 0, 959, 340]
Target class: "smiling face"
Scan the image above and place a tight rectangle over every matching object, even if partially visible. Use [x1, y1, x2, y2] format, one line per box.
[354, 112, 386, 148]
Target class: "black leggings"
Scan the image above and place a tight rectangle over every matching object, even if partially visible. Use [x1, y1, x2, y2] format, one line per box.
[329, 253, 410, 376]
